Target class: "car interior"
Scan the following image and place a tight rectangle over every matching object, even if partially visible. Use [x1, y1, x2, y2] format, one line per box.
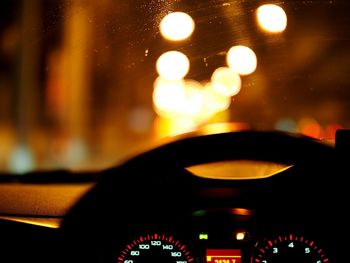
[0, 129, 348, 263]
[0, 1, 349, 263]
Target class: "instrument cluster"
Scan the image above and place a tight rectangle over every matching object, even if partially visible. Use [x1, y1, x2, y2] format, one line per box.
[114, 208, 331, 263]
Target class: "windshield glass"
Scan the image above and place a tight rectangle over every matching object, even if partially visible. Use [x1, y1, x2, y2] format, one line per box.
[1, 0, 349, 173]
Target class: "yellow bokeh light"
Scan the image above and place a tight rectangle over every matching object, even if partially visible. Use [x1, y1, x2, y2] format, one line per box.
[182, 80, 204, 117]
[227, 45, 257, 76]
[153, 78, 204, 119]
[156, 51, 190, 80]
[211, 67, 241, 97]
[154, 116, 196, 137]
[257, 4, 287, 33]
[153, 77, 185, 117]
[152, 77, 232, 125]
[160, 12, 195, 41]
[202, 82, 232, 114]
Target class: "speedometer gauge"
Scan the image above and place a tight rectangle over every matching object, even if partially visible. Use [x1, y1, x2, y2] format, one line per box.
[118, 233, 195, 263]
[251, 234, 329, 263]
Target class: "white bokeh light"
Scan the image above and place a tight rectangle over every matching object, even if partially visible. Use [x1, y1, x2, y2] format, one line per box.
[211, 67, 242, 97]
[257, 4, 287, 33]
[156, 51, 190, 80]
[160, 12, 195, 41]
[226, 45, 257, 76]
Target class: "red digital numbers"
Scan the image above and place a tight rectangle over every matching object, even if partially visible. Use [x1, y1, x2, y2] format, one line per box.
[206, 249, 241, 263]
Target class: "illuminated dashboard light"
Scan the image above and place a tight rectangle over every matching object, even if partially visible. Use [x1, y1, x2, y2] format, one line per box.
[227, 45, 257, 76]
[160, 12, 195, 41]
[206, 249, 242, 263]
[199, 233, 209, 240]
[211, 67, 241, 97]
[252, 234, 329, 263]
[236, 232, 245, 240]
[257, 4, 287, 33]
[156, 51, 190, 80]
[118, 234, 195, 263]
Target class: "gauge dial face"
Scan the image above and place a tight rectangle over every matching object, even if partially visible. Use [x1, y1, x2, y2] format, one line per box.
[252, 234, 329, 263]
[118, 233, 195, 263]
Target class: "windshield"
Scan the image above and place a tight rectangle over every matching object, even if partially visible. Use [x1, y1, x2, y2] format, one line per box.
[1, 0, 349, 173]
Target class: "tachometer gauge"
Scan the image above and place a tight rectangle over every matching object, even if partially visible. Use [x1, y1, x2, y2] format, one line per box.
[251, 234, 329, 263]
[118, 233, 195, 263]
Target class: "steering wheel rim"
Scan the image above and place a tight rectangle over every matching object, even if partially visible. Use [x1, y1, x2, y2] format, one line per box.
[122, 130, 334, 170]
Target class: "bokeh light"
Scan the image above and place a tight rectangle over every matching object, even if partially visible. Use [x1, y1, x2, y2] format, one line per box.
[9, 145, 35, 174]
[275, 118, 297, 132]
[227, 45, 257, 76]
[325, 123, 343, 140]
[202, 82, 232, 114]
[298, 118, 323, 139]
[153, 77, 186, 117]
[182, 80, 204, 117]
[128, 107, 154, 134]
[153, 78, 206, 119]
[211, 67, 241, 97]
[153, 77, 234, 125]
[154, 116, 196, 137]
[256, 4, 287, 33]
[156, 51, 190, 80]
[160, 12, 195, 41]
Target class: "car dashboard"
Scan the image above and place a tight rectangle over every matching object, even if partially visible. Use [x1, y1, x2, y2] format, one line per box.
[0, 131, 347, 263]
[94, 172, 337, 263]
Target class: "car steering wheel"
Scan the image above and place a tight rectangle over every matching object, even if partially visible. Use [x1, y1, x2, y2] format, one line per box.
[60, 130, 343, 263]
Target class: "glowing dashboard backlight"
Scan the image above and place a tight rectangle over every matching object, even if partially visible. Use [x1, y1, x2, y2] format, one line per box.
[199, 233, 209, 240]
[206, 249, 242, 263]
[236, 232, 245, 240]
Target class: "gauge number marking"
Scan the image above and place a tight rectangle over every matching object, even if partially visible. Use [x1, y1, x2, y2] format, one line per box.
[252, 234, 329, 263]
[118, 234, 194, 263]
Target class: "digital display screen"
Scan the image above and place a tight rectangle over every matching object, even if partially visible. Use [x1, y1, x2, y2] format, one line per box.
[206, 249, 242, 263]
